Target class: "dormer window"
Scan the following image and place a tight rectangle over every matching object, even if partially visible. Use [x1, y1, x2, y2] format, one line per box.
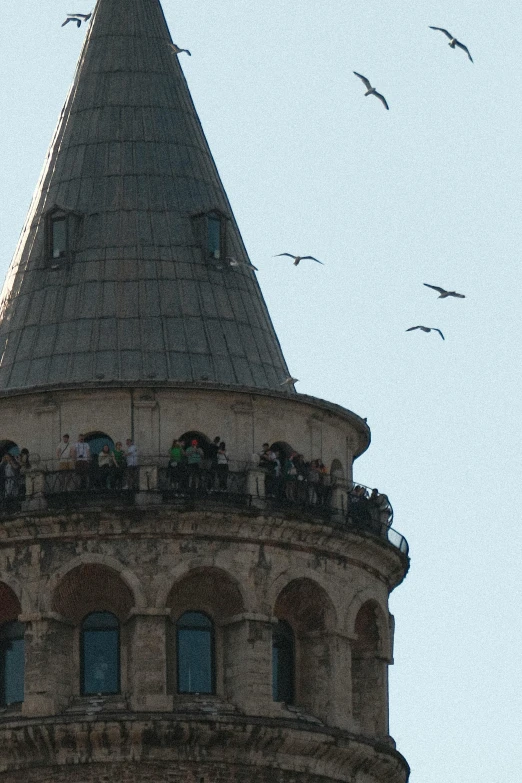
[45, 206, 82, 265]
[191, 209, 228, 263]
[207, 212, 223, 259]
[51, 214, 67, 259]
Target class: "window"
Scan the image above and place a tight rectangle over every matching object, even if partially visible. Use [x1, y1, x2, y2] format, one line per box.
[51, 215, 67, 259]
[45, 207, 82, 264]
[176, 611, 214, 694]
[81, 612, 120, 696]
[207, 213, 222, 259]
[0, 621, 25, 707]
[272, 620, 294, 703]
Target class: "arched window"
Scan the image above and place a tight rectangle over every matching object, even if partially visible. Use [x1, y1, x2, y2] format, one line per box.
[176, 611, 214, 694]
[0, 621, 25, 706]
[272, 619, 294, 703]
[81, 612, 120, 696]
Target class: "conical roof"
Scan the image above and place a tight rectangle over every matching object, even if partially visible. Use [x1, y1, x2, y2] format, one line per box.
[0, 0, 291, 393]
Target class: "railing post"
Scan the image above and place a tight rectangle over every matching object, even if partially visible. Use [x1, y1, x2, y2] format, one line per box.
[22, 469, 48, 511]
[136, 463, 162, 506]
[247, 467, 266, 509]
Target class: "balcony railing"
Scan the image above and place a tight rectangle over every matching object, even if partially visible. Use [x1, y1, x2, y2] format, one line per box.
[0, 461, 408, 556]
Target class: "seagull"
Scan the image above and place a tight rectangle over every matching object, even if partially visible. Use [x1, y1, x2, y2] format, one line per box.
[423, 284, 465, 299]
[274, 253, 324, 266]
[353, 72, 389, 110]
[280, 377, 299, 386]
[62, 12, 91, 27]
[406, 326, 445, 340]
[168, 43, 191, 56]
[429, 27, 473, 62]
[225, 256, 258, 272]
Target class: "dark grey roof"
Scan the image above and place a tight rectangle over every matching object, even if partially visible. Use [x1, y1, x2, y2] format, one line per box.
[0, 0, 292, 393]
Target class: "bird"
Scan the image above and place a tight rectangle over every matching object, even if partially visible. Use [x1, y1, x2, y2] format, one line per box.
[423, 284, 465, 299]
[280, 377, 299, 387]
[274, 253, 324, 266]
[429, 27, 473, 62]
[225, 256, 258, 272]
[62, 12, 91, 27]
[168, 43, 191, 56]
[406, 326, 445, 340]
[353, 72, 389, 110]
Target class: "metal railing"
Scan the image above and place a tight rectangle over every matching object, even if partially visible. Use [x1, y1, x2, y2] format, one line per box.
[0, 460, 408, 557]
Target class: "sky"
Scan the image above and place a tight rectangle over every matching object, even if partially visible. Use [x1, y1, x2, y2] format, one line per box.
[1, 1, 521, 781]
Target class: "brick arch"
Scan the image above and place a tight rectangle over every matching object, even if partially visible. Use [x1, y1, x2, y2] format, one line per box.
[0, 582, 22, 625]
[165, 566, 245, 623]
[350, 599, 390, 738]
[50, 558, 144, 623]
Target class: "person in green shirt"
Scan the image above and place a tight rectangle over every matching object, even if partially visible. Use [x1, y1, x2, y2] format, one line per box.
[110, 442, 126, 489]
[168, 439, 184, 491]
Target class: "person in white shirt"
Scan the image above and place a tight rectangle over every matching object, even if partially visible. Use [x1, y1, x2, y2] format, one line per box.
[124, 438, 138, 489]
[56, 434, 73, 470]
[73, 434, 91, 489]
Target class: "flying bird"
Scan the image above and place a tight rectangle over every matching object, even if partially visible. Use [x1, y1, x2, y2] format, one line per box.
[429, 27, 473, 62]
[406, 326, 445, 340]
[62, 12, 91, 27]
[353, 72, 389, 110]
[168, 43, 191, 56]
[423, 284, 465, 299]
[280, 377, 299, 387]
[225, 256, 258, 272]
[274, 253, 324, 266]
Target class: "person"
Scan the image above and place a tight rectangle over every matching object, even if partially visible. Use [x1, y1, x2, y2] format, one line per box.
[207, 436, 221, 490]
[216, 441, 229, 491]
[124, 438, 138, 489]
[259, 443, 276, 469]
[293, 454, 308, 502]
[110, 442, 126, 489]
[168, 439, 184, 491]
[283, 452, 298, 501]
[185, 438, 204, 491]
[1, 454, 19, 499]
[307, 459, 321, 505]
[97, 444, 112, 489]
[56, 434, 73, 470]
[73, 434, 91, 490]
[18, 448, 31, 499]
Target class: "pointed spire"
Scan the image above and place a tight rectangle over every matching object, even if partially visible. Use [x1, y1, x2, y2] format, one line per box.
[0, 0, 291, 392]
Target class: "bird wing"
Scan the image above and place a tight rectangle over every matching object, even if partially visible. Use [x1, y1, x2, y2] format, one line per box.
[185, 50, 192, 56]
[429, 26, 453, 39]
[62, 18, 72, 26]
[455, 40, 473, 61]
[374, 92, 389, 110]
[451, 292, 466, 298]
[434, 329, 445, 340]
[406, 327, 421, 332]
[424, 284, 446, 294]
[274, 253, 296, 259]
[353, 72, 372, 90]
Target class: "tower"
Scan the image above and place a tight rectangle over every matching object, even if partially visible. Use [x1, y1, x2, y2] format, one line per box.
[0, 2, 410, 782]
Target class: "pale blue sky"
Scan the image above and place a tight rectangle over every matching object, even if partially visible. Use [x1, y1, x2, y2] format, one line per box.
[1, 2, 521, 781]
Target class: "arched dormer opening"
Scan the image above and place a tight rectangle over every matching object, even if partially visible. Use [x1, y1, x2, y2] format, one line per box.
[44, 205, 82, 266]
[191, 208, 229, 263]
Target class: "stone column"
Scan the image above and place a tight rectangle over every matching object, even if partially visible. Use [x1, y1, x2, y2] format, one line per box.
[222, 613, 273, 715]
[127, 609, 173, 711]
[231, 401, 254, 464]
[22, 469, 48, 512]
[133, 395, 159, 457]
[21, 612, 74, 716]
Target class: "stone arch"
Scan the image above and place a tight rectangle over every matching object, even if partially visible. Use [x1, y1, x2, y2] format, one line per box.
[48, 555, 145, 618]
[0, 582, 22, 625]
[270, 441, 294, 459]
[83, 430, 115, 456]
[165, 566, 245, 699]
[345, 590, 391, 657]
[273, 578, 337, 721]
[350, 599, 390, 739]
[52, 564, 136, 624]
[179, 430, 211, 456]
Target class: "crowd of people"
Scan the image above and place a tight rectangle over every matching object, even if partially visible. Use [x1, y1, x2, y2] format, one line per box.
[0, 435, 390, 528]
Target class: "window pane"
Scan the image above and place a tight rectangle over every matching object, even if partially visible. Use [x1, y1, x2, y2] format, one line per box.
[272, 621, 294, 703]
[207, 215, 221, 259]
[82, 613, 119, 696]
[177, 612, 214, 694]
[1, 637, 24, 706]
[52, 218, 67, 258]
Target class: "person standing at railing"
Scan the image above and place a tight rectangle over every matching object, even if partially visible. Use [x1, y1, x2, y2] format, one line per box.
[124, 439, 138, 490]
[168, 439, 184, 491]
[1, 454, 19, 499]
[56, 434, 73, 470]
[207, 436, 221, 491]
[73, 434, 91, 490]
[216, 442, 229, 491]
[110, 442, 126, 490]
[97, 444, 112, 489]
[185, 439, 204, 491]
